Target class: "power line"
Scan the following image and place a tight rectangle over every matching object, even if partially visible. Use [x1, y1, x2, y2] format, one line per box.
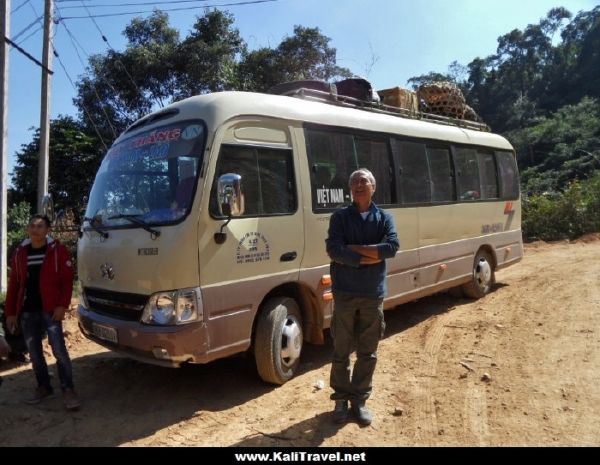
[73, 0, 163, 109]
[11, 0, 32, 14]
[53, 47, 109, 151]
[59, 0, 218, 8]
[4, 37, 54, 74]
[59, 0, 278, 19]
[57, 20, 118, 138]
[17, 25, 43, 45]
[11, 14, 44, 42]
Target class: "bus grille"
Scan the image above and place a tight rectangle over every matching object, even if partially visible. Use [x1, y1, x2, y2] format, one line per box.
[83, 287, 148, 321]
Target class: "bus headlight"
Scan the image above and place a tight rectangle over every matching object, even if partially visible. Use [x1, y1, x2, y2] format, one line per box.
[141, 287, 203, 325]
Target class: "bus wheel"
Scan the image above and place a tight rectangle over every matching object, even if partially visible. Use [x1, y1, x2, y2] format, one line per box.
[254, 297, 303, 385]
[462, 250, 495, 299]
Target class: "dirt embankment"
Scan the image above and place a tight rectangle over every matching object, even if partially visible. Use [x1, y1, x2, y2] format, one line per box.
[1, 237, 600, 446]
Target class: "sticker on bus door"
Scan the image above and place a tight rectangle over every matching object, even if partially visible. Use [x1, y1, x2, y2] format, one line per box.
[236, 232, 271, 264]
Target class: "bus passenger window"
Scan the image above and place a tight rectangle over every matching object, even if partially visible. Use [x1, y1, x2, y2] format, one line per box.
[353, 138, 395, 205]
[477, 151, 499, 199]
[395, 140, 430, 204]
[306, 127, 394, 210]
[427, 146, 455, 202]
[454, 147, 480, 201]
[496, 151, 520, 199]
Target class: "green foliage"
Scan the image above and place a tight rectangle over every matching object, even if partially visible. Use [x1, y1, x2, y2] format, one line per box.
[11, 116, 103, 218]
[7, 201, 31, 254]
[75, 10, 350, 135]
[522, 173, 600, 241]
[238, 25, 351, 92]
[509, 97, 600, 194]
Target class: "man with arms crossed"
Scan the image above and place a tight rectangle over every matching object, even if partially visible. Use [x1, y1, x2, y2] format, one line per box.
[326, 168, 399, 426]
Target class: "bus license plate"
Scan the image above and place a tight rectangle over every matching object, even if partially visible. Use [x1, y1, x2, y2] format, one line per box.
[91, 323, 118, 344]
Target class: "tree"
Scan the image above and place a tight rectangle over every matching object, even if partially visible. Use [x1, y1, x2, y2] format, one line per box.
[11, 116, 104, 217]
[173, 9, 245, 98]
[508, 97, 600, 194]
[74, 10, 353, 137]
[238, 25, 351, 92]
[407, 71, 454, 91]
[74, 10, 181, 140]
[7, 201, 31, 254]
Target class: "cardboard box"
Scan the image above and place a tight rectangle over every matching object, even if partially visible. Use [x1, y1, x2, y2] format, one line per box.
[377, 87, 418, 112]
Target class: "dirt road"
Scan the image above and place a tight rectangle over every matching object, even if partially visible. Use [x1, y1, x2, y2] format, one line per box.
[1, 237, 599, 446]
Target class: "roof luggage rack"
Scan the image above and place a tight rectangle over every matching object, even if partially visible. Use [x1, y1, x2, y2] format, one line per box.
[280, 87, 491, 133]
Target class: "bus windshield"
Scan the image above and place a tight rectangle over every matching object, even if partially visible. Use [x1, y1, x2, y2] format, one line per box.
[85, 120, 206, 228]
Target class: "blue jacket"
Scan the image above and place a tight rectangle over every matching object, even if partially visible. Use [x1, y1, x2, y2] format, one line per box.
[326, 202, 399, 299]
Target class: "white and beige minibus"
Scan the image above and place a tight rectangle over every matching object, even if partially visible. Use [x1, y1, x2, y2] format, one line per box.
[77, 89, 523, 384]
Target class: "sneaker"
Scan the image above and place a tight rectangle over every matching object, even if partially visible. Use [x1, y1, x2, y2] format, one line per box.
[63, 389, 81, 411]
[332, 400, 349, 424]
[351, 401, 372, 426]
[25, 386, 54, 405]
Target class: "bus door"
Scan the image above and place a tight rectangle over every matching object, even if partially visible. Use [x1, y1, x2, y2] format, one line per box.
[198, 124, 304, 356]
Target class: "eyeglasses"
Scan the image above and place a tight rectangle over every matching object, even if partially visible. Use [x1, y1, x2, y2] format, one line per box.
[350, 178, 372, 186]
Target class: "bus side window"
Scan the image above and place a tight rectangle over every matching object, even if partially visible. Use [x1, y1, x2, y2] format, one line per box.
[454, 147, 480, 201]
[306, 128, 354, 211]
[394, 140, 430, 204]
[427, 146, 455, 202]
[353, 137, 395, 205]
[477, 150, 499, 199]
[496, 151, 520, 199]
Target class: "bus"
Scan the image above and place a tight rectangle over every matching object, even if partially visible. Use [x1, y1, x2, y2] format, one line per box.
[77, 88, 523, 385]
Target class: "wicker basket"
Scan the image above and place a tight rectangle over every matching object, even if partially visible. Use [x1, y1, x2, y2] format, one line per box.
[417, 82, 466, 119]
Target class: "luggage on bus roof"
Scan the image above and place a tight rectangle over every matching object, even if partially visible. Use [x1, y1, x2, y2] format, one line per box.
[334, 78, 375, 102]
[267, 80, 337, 96]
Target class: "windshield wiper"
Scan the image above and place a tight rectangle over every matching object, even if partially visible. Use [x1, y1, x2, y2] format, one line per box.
[108, 214, 161, 239]
[83, 216, 109, 239]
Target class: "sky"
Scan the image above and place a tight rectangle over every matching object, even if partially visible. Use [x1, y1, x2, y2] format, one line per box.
[4, 0, 597, 179]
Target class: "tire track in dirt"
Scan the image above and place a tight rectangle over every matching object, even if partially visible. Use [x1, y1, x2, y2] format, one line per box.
[463, 379, 490, 445]
[412, 311, 452, 444]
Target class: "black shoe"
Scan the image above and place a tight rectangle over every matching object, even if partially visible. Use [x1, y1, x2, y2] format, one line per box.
[8, 352, 29, 364]
[332, 400, 349, 424]
[351, 401, 372, 426]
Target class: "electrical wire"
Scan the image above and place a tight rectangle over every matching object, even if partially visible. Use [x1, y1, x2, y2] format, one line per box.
[53, 47, 110, 151]
[16, 24, 43, 45]
[59, 0, 217, 8]
[11, 0, 32, 14]
[76, 0, 157, 109]
[57, 21, 119, 138]
[59, 0, 278, 19]
[11, 14, 44, 42]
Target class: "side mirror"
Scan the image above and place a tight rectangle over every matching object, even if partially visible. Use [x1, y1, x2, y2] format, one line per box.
[217, 173, 243, 217]
[41, 194, 55, 223]
[215, 173, 243, 244]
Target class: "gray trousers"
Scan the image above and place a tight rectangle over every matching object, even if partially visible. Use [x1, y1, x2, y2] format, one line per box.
[330, 295, 385, 402]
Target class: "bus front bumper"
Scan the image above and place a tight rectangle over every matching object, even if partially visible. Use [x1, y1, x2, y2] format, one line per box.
[77, 304, 207, 367]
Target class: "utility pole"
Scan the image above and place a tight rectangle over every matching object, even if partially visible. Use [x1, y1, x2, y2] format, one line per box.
[0, 0, 10, 293]
[37, 0, 53, 213]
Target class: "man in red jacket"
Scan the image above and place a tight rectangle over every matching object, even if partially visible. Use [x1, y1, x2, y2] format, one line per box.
[5, 215, 80, 410]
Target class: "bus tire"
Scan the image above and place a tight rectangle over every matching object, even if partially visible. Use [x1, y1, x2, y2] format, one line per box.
[254, 297, 303, 385]
[461, 249, 495, 299]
